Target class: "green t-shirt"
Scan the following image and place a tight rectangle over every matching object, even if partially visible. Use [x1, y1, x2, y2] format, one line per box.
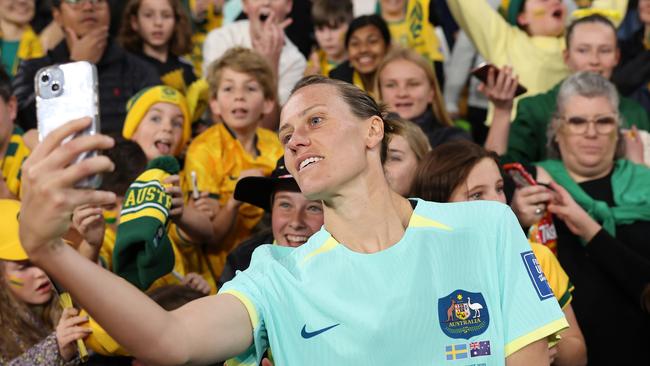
[0, 40, 20, 76]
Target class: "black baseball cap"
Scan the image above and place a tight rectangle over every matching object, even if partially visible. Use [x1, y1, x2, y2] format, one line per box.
[234, 156, 300, 212]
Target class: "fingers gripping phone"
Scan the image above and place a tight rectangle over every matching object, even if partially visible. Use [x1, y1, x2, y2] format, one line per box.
[503, 163, 536, 188]
[35, 61, 102, 189]
[471, 63, 528, 97]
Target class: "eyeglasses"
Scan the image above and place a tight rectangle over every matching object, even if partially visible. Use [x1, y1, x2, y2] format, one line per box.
[556, 114, 618, 135]
[62, 0, 107, 7]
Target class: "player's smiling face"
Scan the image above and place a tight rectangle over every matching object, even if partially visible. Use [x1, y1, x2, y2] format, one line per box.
[279, 84, 377, 201]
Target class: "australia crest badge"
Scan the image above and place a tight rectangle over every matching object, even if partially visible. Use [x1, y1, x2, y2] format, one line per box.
[438, 289, 490, 339]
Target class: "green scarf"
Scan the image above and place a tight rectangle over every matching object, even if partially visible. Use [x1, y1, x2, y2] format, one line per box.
[537, 159, 650, 238]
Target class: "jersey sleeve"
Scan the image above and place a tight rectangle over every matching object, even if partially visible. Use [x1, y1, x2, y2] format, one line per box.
[446, 0, 513, 63]
[496, 207, 568, 357]
[219, 249, 272, 365]
[531, 243, 573, 309]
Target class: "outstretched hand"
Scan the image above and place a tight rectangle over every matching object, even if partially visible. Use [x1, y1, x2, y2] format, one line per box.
[19, 118, 116, 261]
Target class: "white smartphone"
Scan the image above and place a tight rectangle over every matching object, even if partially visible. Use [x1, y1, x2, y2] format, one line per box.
[35, 61, 102, 189]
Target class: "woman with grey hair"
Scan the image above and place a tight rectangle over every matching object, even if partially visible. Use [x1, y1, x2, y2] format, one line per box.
[532, 72, 650, 365]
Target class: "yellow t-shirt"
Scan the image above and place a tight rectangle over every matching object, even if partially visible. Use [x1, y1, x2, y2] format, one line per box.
[446, 0, 627, 122]
[184, 123, 283, 277]
[168, 220, 217, 294]
[531, 243, 574, 309]
[306, 49, 339, 77]
[385, 0, 444, 62]
[1, 127, 30, 198]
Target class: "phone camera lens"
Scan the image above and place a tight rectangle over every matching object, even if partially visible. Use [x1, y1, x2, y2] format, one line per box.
[51, 82, 60, 92]
[41, 74, 50, 83]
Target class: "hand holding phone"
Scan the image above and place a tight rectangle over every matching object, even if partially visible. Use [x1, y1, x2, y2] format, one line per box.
[35, 61, 101, 189]
[503, 163, 536, 188]
[471, 63, 527, 97]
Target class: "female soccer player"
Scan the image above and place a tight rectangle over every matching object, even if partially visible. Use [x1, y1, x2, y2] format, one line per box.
[18, 76, 566, 365]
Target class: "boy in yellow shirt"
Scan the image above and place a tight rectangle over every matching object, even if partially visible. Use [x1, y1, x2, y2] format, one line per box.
[305, 0, 352, 77]
[185, 47, 283, 278]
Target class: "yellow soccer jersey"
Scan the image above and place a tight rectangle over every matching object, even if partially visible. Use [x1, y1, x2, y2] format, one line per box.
[184, 123, 283, 277]
[1, 127, 30, 198]
[531, 243, 574, 309]
[306, 49, 339, 77]
[385, 0, 444, 62]
[168, 221, 217, 294]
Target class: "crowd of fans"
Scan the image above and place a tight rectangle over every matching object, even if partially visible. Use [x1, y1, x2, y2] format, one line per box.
[1, 0, 649, 365]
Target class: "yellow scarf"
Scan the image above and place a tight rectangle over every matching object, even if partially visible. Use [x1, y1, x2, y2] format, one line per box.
[1, 128, 30, 198]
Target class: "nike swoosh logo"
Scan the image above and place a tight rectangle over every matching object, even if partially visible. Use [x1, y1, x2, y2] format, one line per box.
[301, 323, 340, 339]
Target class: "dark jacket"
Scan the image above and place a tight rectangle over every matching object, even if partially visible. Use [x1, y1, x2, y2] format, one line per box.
[134, 52, 196, 93]
[329, 60, 355, 85]
[218, 229, 275, 288]
[412, 107, 472, 148]
[13, 39, 160, 134]
[526, 167, 650, 366]
[612, 28, 650, 96]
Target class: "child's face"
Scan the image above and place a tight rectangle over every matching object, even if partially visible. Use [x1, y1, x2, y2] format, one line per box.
[379, 58, 434, 120]
[517, 0, 566, 38]
[641, 0, 650, 25]
[348, 25, 388, 76]
[0, 96, 17, 149]
[3, 261, 53, 305]
[210, 68, 274, 132]
[380, 0, 407, 17]
[564, 22, 619, 79]
[449, 158, 506, 203]
[131, 102, 185, 160]
[53, 0, 110, 38]
[314, 23, 348, 60]
[383, 134, 419, 197]
[0, 0, 34, 26]
[243, 0, 292, 22]
[131, 0, 175, 49]
[271, 190, 323, 248]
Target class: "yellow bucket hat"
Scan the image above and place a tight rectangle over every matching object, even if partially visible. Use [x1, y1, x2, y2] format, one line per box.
[0, 199, 28, 261]
[122, 86, 191, 156]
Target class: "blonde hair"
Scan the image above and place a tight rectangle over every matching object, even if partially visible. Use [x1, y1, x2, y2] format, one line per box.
[206, 47, 277, 102]
[376, 47, 453, 127]
[384, 113, 431, 162]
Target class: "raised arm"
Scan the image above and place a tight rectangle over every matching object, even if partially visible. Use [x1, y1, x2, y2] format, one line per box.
[446, 0, 513, 63]
[18, 118, 253, 365]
